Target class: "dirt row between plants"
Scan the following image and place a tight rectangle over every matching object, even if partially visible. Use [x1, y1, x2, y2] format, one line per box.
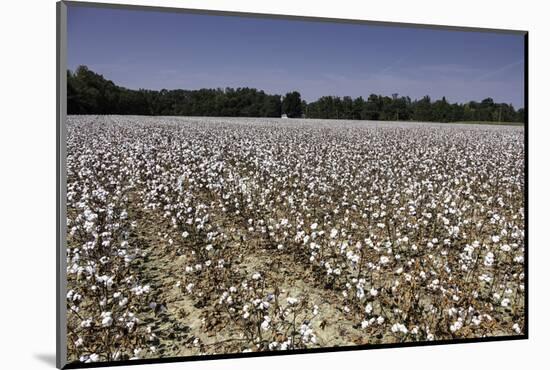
[129, 197, 378, 358]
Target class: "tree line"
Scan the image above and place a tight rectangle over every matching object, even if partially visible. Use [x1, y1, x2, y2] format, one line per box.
[68, 65, 524, 123]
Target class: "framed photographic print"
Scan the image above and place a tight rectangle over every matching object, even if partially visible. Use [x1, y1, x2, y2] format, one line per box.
[56, 1, 528, 368]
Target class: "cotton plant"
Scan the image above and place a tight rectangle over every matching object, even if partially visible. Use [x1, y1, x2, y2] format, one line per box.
[204, 272, 321, 352]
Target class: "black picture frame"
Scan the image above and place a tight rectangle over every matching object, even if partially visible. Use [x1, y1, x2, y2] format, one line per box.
[56, 1, 528, 368]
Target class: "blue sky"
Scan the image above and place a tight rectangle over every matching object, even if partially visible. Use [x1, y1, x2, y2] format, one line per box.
[67, 5, 525, 108]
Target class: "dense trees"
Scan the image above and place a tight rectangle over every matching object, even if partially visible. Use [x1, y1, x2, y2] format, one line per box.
[67, 66, 282, 117]
[67, 65, 524, 123]
[305, 94, 523, 123]
[281, 91, 303, 118]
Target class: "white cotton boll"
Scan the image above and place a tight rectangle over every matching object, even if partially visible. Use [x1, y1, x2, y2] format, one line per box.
[501, 298, 511, 307]
[391, 323, 408, 334]
[356, 287, 365, 299]
[370, 288, 378, 297]
[365, 303, 373, 314]
[102, 316, 113, 327]
[252, 273, 262, 280]
[260, 318, 270, 331]
[286, 297, 298, 305]
[479, 273, 492, 282]
[101, 312, 113, 327]
[450, 319, 463, 332]
[182, 231, 189, 238]
[377, 316, 385, 325]
[484, 252, 495, 267]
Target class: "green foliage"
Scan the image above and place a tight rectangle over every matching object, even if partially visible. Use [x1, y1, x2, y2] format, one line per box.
[67, 65, 524, 123]
[281, 91, 303, 118]
[307, 93, 523, 123]
[67, 66, 281, 117]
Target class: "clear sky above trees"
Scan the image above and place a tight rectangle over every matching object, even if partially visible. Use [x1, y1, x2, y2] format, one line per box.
[67, 4, 525, 108]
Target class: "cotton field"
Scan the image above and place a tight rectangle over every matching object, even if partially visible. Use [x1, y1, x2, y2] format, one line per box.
[65, 115, 525, 364]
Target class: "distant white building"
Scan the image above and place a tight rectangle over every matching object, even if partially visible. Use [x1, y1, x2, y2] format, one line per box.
[281, 114, 289, 119]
